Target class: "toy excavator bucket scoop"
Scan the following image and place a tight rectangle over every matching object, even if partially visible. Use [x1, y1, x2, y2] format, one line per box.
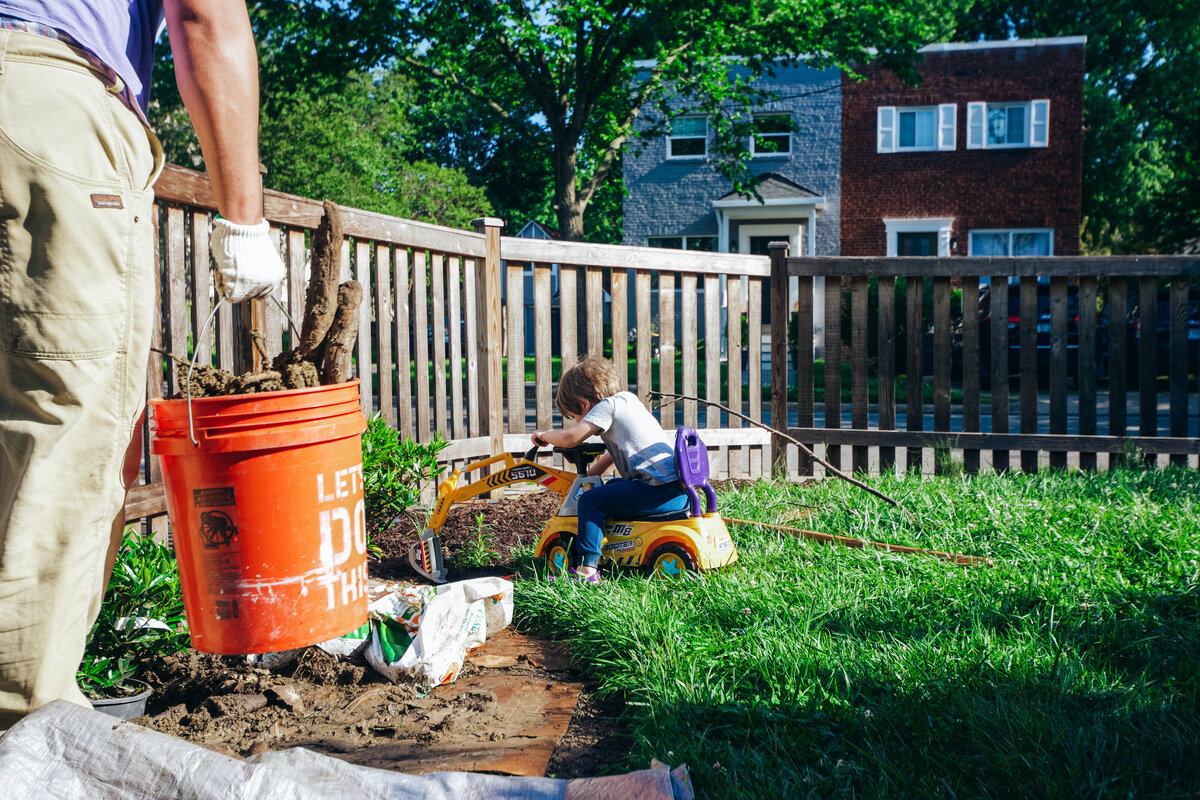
[409, 529, 448, 584]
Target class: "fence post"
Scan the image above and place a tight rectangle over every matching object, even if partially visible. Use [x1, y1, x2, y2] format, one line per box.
[769, 242, 790, 478]
[473, 218, 505, 491]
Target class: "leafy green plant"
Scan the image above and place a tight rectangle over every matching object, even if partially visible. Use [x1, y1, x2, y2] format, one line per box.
[452, 512, 503, 568]
[78, 527, 189, 698]
[361, 413, 449, 532]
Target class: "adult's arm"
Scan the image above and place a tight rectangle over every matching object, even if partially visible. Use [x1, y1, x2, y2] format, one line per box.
[164, 0, 262, 224]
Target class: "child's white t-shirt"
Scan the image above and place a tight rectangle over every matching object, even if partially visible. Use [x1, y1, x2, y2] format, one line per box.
[582, 391, 678, 485]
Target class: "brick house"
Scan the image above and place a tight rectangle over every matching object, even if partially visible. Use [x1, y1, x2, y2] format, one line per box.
[623, 36, 1085, 259]
[841, 37, 1085, 257]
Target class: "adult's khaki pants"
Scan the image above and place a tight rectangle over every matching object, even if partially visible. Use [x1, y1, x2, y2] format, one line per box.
[0, 31, 162, 731]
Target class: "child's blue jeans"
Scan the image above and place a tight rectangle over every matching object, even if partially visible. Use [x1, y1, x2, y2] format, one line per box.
[573, 479, 689, 568]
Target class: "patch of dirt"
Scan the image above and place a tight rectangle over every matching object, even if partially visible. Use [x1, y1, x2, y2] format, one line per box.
[136, 489, 632, 778]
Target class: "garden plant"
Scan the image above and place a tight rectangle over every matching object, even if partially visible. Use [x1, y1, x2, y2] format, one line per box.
[77, 526, 190, 699]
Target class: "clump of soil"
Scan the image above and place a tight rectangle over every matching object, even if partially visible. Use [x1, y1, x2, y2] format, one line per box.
[136, 489, 631, 778]
[173, 201, 359, 399]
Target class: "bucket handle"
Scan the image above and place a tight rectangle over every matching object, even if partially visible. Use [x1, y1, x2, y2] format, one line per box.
[186, 294, 300, 447]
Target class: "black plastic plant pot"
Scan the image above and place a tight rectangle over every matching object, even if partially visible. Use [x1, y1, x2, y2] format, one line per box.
[89, 680, 151, 720]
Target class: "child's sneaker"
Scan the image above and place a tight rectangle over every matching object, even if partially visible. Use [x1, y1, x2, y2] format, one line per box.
[568, 567, 601, 585]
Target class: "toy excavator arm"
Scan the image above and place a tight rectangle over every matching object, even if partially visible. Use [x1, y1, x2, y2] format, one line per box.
[410, 445, 598, 584]
[425, 449, 576, 536]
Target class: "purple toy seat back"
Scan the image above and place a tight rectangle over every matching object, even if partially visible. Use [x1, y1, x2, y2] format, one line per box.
[675, 426, 717, 517]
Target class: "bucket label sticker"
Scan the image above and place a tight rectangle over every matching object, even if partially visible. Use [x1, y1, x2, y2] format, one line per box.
[193, 492, 244, 610]
[194, 487, 236, 508]
[316, 465, 369, 612]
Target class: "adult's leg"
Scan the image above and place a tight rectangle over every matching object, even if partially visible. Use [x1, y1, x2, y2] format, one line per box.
[0, 32, 160, 731]
[574, 480, 689, 569]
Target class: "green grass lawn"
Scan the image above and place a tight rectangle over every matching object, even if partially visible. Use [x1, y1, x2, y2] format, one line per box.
[512, 468, 1200, 798]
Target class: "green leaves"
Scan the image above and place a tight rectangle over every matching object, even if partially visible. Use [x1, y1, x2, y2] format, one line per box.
[361, 413, 449, 532]
[77, 527, 189, 698]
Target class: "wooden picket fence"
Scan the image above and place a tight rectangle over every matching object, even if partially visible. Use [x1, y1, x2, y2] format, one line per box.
[127, 165, 1200, 530]
[767, 245, 1200, 476]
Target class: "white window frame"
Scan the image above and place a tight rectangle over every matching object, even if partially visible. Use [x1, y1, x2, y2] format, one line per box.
[750, 114, 791, 158]
[967, 100, 1049, 149]
[968, 228, 1054, 257]
[884, 218, 955, 257]
[667, 116, 708, 160]
[878, 104, 956, 153]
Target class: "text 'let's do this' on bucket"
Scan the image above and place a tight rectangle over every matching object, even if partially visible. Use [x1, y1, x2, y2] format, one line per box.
[149, 380, 369, 655]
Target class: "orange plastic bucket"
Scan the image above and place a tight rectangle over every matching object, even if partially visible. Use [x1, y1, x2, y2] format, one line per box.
[149, 381, 369, 654]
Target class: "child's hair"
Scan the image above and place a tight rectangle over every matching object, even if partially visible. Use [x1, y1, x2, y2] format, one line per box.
[556, 355, 623, 418]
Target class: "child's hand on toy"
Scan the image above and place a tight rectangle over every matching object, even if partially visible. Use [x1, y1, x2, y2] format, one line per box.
[531, 431, 549, 447]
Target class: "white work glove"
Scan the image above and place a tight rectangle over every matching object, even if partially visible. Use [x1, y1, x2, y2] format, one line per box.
[211, 217, 286, 303]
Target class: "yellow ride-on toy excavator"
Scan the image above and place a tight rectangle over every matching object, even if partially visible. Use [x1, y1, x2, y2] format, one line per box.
[409, 427, 738, 583]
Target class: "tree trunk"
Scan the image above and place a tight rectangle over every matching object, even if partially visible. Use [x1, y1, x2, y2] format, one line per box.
[552, 142, 587, 241]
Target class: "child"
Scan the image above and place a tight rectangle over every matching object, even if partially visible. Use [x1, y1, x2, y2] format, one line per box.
[532, 355, 688, 583]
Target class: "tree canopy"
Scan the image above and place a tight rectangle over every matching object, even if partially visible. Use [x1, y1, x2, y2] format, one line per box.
[395, 0, 964, 240]
[953, 0, 1200, 253]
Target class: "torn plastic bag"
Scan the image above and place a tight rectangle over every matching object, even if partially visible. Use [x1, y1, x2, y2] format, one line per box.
[365, 576, 514, 689]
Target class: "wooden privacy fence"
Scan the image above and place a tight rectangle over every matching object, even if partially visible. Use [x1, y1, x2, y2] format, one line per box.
[128, 165, 774, 529]
[127, 165, 1200, 530]
[768, 244, 1200, 476]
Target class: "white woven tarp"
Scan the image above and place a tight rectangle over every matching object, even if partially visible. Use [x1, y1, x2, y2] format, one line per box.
[0, 701, 693, 800]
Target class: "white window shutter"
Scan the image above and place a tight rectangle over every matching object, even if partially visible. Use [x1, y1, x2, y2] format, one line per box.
[938, 104, 957, 151]
[967, 102, 986, 149]
[877, 106, 895, 153]
[1030, 99, 1050, 147]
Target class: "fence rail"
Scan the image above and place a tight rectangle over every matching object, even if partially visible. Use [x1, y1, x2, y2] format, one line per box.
[128, 165, 1200, 530]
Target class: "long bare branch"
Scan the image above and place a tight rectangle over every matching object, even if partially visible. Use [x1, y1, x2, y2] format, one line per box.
[650, 389, 915, 518]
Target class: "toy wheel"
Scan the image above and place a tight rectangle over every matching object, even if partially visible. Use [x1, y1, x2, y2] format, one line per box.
[543, 534, 574, 577]
[645, 543, 697, 579]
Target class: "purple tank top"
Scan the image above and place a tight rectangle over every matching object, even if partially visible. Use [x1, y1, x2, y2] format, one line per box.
[0, 0, 164, 112]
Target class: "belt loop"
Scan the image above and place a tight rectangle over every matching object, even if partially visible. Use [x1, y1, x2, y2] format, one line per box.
[0, 30, 10, 76]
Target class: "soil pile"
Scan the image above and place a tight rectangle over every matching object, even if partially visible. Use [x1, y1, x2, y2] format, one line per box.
[135, 489, 631, 779]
